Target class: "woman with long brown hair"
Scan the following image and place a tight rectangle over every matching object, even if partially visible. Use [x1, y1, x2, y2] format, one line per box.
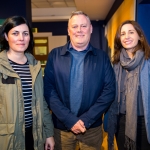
[107, 20, 150, 150]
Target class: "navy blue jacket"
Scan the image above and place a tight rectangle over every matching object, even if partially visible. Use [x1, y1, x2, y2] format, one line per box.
[44, 42, 115, 130]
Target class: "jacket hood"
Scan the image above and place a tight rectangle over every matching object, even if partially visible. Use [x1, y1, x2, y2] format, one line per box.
[0, 50, 39, 78]
[0, 50, 38, 64]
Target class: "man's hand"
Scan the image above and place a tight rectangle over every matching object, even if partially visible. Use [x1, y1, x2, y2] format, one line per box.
[45, 137, 55, 150]
[71, 120, 86, 134]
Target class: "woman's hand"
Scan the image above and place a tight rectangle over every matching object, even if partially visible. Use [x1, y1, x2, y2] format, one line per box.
[45, 137, 55, 150]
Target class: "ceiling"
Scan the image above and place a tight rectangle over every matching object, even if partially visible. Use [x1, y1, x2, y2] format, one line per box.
[31, 0, 116, 22]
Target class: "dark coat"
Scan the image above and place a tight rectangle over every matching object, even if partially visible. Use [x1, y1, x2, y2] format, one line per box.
[44, 42, 116, 130]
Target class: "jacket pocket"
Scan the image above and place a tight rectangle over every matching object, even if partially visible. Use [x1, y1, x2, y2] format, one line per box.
[0, 124, 15, 150]
[0, 124, 15, 135]
[2, 76, 15, 84]
[0, 84, 17, 124]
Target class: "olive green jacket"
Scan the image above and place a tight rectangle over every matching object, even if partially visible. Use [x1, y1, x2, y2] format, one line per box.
[0, 50, 54, 150]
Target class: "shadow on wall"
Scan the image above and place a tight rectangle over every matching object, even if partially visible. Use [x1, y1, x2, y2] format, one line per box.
[102, 34, 112, 59]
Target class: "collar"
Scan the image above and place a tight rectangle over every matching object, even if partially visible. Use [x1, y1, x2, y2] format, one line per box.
[68, 42, 90, 51]
[60, 41, 97, 56]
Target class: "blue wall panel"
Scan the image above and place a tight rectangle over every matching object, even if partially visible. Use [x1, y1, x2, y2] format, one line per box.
[137, 4, 150, 44]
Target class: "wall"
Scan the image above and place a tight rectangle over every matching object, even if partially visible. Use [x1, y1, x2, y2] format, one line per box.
[136, 3, 150, 44]
[0, 0, 32, 24]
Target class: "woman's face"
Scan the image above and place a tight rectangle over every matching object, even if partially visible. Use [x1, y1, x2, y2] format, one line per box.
[5, 24, 30, 53]
[120, 23, 140, 52]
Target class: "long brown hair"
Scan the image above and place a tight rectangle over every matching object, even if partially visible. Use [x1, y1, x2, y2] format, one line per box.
[112, 20, 150, 64]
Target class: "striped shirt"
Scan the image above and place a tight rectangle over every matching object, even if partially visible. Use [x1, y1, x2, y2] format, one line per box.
[9, 59, 33, 128]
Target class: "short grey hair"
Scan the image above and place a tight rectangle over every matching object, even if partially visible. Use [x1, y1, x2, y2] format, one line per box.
[68, 11, 91, 24]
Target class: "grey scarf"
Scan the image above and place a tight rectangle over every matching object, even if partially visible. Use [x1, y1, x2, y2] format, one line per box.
[107, 49, 145, 150]
[119, 49, 144, 149]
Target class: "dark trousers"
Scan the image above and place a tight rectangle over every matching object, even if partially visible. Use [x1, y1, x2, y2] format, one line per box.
[25, 126, 34, 150]
[116, 114, 150, 150]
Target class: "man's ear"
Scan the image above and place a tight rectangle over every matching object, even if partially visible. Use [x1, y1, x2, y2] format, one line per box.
[90, 25, 93, 34]
[68, 28, 70, 36]
[4, 33, 8, 41]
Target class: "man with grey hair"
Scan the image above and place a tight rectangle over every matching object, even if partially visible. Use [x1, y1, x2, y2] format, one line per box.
[44, 11, 115, 150]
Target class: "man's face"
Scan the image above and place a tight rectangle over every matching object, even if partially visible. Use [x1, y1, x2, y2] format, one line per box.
[68, 14, 93, 51]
